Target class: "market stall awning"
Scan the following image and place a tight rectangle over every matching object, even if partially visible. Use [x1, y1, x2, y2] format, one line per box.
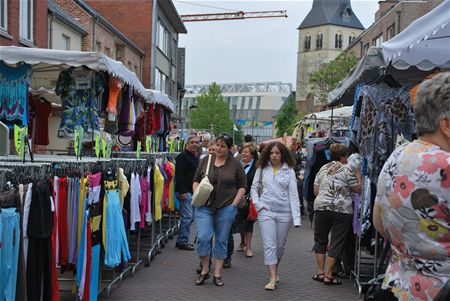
[303, 106, 353, 122]
[327, 47, 385, 106]
[382, 0, 450, 71]
[0, 46, 149, 100]
[146, 89, 176, 112]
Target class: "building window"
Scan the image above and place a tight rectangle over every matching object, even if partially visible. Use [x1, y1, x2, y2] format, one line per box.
[348, 34, 355, 46]
[61, 34, 70, 50]
[0, 0, 7, 31]
[304, 35, 311, 51]
[316, 33, 323, 49]
[156, 20, 170, 56]
[255, 96, 261, 121]
[247, 97, 253, 119]
[20, 0, 33, 41]
[231, 97, 238, 120]
[115, 47, 122, 59]
[373, 34, 383, 47]
[387, 24, 395, 40]
[96, 41, 101, 52]
[239, 97, 246, 119]
[335, 34, 342, 49]
[104, 47, 111, 58]
[155, 68, 168, 94]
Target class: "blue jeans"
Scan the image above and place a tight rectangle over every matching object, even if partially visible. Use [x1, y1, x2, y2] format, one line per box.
[195, 204, 237, 260]
[176, 193, 194, 245]
[0, 208, 20, 301]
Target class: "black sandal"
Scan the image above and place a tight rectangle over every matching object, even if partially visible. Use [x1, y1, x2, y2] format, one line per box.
[323, 276, 342, 285]
[312, 273, 324, 282]
[195, 272, 210, 285]
[213, 276, 224, 286]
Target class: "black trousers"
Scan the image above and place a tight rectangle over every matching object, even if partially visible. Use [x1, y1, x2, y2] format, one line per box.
[27, 237, 52, 301]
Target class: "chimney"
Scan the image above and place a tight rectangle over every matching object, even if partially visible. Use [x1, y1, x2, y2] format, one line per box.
[375, 0, 398, 22]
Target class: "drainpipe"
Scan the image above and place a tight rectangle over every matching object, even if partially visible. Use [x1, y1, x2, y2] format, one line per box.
[93, 17, 98, 51]
[396, 10, 401, 35]
[49, 15, 54, 48]
[151, 0, 158, 89]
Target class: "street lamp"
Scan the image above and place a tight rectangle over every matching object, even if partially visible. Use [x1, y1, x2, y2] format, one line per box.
[188, 104, 198, 136]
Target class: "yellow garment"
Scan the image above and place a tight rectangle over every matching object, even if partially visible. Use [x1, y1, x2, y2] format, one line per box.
[77, 177, 88, 251]
[153, 164, 164, 221]
[168, 162, 175, 211]
[273, 167, 278, 176]
[118, 168, 129, 207]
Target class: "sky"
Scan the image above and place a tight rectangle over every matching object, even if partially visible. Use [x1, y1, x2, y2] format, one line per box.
[173, 0, 380, 88]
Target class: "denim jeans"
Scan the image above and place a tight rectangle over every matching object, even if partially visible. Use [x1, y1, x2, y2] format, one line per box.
[176, 193, 194, 245]
[0, 208, 21, 301]
[195, 204, 237, 260]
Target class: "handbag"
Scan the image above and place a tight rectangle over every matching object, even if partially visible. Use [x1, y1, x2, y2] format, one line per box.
[238, 194, 250, 210]
[191, 154, 214, 207]
[248, 198, 258, 221]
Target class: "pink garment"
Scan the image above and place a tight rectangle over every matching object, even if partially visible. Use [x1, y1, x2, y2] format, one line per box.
[162, 163, 173, 211]
[88, 172, 102, 188]
[139, 176, 148, 229]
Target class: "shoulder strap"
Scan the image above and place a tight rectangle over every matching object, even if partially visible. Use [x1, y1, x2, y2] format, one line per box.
[259, 168, 263, 185]
[205, 154, 212, 177]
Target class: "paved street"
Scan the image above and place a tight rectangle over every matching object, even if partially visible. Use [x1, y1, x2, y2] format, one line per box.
[99, 220, 361, 301]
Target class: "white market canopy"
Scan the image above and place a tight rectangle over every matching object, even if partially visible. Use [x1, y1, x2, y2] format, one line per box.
[382, 0, 450, 71]
[146, 89, 175, 112]
[0, 46, 174, 111]
[303, 106, 353, 123]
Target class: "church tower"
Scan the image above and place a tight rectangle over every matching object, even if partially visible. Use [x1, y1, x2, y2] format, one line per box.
[296, 0, 364, 113]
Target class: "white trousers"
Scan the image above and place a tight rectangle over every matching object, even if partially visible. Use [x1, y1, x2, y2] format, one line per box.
[258, 210, 292, 265]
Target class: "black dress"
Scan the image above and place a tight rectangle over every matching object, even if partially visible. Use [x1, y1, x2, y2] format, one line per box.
[232, 161, 257, 234]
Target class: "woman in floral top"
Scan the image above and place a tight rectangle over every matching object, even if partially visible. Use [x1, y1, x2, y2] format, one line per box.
[374, 72, 450, 301]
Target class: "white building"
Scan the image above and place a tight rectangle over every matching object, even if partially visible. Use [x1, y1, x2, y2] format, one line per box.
[184, 82, 292, 143]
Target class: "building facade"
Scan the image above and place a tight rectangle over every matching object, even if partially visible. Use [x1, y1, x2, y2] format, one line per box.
[348, 0, 443, 58]
[0, 0, 48, 48]
[53, 0, 145, 78]
[48, 0, 87, 51]
[87, 0, 187, 104]
[296, 0, 364, 114]
[184, 82, 293, 143]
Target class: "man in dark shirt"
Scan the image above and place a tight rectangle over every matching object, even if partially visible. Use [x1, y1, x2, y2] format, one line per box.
[175, 135, 200, 250]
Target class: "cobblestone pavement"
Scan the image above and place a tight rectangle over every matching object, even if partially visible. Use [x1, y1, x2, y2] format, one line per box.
[95, 220, 361, 301]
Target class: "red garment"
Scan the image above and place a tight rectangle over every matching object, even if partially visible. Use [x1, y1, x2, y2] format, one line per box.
[150, 104, 162, 134]
[51, 197, 60, 301]
[58, 177, 68, 268]
[139, 176, 148, 228]
[106, 78, 121, 115]
[34, 99, 52, 145]
[84, 219, 92, 301]
[162, 162, 173, 211]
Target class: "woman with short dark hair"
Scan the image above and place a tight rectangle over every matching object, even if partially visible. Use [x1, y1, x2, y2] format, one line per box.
[251, 141, 301, 290]
[312, 143, 361, 285]
[193, 134, 247, 287]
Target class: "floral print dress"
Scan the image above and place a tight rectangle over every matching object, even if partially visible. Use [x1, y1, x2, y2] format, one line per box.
[375, 140, 450, 301]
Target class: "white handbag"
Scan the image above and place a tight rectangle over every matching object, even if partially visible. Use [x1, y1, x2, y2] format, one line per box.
[192, 154, 214, 207]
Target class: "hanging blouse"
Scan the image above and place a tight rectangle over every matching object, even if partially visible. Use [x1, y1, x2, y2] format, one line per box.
[106, 77, 122, 115]
[0, 62, 32, 126]
[153, 164, 164, 221]
[55, 67, 104, 139]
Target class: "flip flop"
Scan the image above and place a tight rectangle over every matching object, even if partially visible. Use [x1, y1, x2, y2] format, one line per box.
[323, 276, 342, 285]
[312, 273, 324, 282]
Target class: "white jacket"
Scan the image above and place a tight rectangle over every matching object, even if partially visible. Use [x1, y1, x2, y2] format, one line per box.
[250, 163, 301, 226]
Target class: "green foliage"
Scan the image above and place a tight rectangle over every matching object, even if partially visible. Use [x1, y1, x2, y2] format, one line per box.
[275, 94, 298, 137]
[308, 51, 359, 104]
[190, 82, 233, 136]
[233, 124, 244, 146]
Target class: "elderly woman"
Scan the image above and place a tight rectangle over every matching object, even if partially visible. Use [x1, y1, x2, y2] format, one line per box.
[193, 134, 247, 287]
[251, 142, 301, 290]
[312, 143, 361, 285]
[234, 142, 258, 257]
[373, 72, 450, 300]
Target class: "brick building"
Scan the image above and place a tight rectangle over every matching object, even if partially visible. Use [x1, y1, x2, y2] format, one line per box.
[53, 0, 145, 78]
[0, 0, 48, 48]
[348, 0, 444, 58]
[86, 0, 187, 102]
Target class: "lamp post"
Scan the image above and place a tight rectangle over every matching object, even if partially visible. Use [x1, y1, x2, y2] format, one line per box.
[188, 104, 198, 136]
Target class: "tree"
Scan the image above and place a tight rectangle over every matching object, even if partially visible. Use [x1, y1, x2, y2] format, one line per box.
[190, 82, 233, 136]
[308, 51, 359, 104]
[233, 124, 244, 146]
[275, 94, 299, 137]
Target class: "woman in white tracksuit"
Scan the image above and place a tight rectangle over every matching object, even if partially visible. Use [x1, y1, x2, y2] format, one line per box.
[251, 141, 301, 291]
